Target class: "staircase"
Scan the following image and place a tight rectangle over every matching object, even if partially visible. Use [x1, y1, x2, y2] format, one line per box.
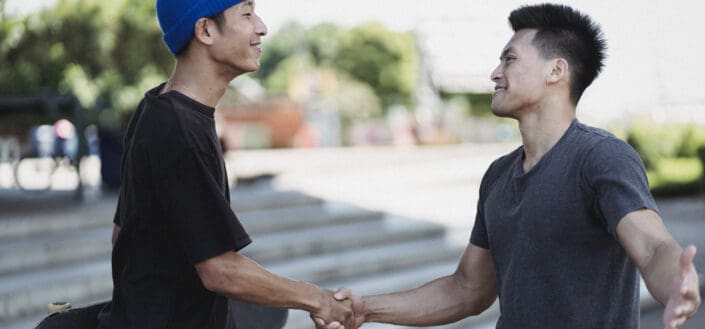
[0, 187, 473, 329]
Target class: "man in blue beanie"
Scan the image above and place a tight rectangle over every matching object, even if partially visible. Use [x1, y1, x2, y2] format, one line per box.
[97, 1, 353, 328]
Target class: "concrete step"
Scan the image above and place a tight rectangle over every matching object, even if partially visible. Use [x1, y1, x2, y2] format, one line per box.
[0, 259, 111, 321]
[0, 190, 322, 241]
[267, 237, 464, 284]
[0, 216, 446, 323]
[0, 199, 113, 240]
[0, 226, 111, 275]
[0, 204, 385, 276]
[243, 216, 447, 263]
[239, 202, 384, 235]
[230, 189, 324, 212]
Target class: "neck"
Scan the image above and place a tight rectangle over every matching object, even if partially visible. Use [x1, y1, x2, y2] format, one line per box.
[161, 54, 242, 108]
[517, 103, 576, 171]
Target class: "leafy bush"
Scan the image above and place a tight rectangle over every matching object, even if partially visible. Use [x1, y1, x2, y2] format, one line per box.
[648, 158, 703, 197]
[698, 145, 705, 193]
[626, 122, 705, 170]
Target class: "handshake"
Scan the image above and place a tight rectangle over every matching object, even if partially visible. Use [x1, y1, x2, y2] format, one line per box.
[310, 288, 362, 329]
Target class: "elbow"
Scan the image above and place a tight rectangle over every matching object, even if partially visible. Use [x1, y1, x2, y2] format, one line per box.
[196, 259, 233, 295]
[469, 294, 497, 316]
[198, 266, 223, 293]
[451, 272, 497, 317]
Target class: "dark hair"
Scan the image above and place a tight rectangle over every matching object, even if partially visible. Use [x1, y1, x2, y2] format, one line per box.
[509, 3, 607, 104]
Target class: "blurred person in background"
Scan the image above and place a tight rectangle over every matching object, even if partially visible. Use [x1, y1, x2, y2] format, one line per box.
[316, 3, 700, 329]
[98, 1, 352, 328]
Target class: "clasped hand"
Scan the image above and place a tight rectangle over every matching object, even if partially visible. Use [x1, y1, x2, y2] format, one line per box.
[309, 289, 355, 329]
[313, 288, 364, 329]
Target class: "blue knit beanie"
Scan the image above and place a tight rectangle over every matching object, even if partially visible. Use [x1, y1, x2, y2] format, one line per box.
[157, 0, 245, 55]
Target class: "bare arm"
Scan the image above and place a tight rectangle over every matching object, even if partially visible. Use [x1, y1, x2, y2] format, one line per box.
[112, 224, 120, 246]
[195, 250, 351, 325]
[617, 209, 700, 328]
[338, 243, 497, 327]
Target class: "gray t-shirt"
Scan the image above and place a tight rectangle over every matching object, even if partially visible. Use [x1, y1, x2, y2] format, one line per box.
[470, 120, 658, 329]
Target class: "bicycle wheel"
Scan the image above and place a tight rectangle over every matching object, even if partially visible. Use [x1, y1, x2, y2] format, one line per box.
[14, 156, 57, 192]
[0, 136, 21, 188]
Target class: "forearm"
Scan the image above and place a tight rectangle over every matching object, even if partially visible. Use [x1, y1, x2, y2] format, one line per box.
[204, 252, 324, 312]
[641, 239, 688, 304]
[363, 273, 495, 326]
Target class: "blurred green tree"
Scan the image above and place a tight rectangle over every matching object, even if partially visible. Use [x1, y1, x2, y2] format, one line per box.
[0, 0, 172, 125]
[334, 22, 417, 109]
[259, 21, 417, 111]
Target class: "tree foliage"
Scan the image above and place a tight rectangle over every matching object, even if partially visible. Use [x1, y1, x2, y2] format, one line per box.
[259, 21, 418, 111]
[335, 22, 417, 109]
[2, 2, 418, 124]
[0, 0, 172, 124]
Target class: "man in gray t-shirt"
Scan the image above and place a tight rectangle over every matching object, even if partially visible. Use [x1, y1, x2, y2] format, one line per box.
[316, 4, 700, 329]
[470, 120, 656, 327]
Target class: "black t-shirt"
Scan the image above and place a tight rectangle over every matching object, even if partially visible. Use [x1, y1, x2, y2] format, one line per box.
[99, 84, 251, 329]
[470, 120, 658, 328]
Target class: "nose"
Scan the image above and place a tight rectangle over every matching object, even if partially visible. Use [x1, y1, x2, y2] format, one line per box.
[490, 63, 502, 82]
[255, 14, 268, 36]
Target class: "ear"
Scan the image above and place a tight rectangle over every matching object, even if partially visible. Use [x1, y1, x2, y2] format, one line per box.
[193, 17, 217, 46]
[546, 58, 568, 85]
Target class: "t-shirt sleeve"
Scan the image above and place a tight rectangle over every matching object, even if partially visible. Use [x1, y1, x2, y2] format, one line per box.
[152, 147, 251, 264]
[470, 162, 496, 249]
[583, 138, 658, 236]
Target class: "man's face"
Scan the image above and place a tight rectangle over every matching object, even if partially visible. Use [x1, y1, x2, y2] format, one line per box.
[490, 29, 550, 118]
[210, 1, 267, 75]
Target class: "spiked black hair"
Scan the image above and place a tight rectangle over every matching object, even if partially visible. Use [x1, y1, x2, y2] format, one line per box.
[509, 3, 607, 104]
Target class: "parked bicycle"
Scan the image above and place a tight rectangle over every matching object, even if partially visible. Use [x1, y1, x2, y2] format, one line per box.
[13, 119, 82, 192]
[0, 135, 22, 187]
[0, 94, 89, 197]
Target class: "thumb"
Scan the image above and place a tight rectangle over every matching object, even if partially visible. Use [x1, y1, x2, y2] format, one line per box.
[334, 287, 352, 301]
[680, 245, 696, 275]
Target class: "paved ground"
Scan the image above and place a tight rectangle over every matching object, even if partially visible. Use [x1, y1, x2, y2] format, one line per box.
[1, 144, 703, 328]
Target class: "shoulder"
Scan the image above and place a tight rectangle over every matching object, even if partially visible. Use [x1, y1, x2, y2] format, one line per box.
[482, 146, 522, 185]
[136, 92, 206, 151]
[575, 123, 646, 183]
[569, 122, 638, 161]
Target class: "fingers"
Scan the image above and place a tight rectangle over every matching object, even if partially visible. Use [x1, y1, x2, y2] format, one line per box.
[666, 315, 687, 329]
[679, 245, 696, 276]
[334, 287, 353, 301]
[313, 317, 325, 327]
[326, 321, 344, 329]
[311, 316, 345, 329]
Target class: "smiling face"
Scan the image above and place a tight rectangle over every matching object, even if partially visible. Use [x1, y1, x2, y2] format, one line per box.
[490, 29, 552, 118]
[208, 0, 267, 75]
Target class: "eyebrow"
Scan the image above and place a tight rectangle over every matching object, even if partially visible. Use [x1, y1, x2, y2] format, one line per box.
[500, 47, 515, 59]
[243, 1, 254, 8]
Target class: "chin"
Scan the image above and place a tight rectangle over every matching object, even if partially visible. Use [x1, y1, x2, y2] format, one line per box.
[490, 106, 515, 119]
